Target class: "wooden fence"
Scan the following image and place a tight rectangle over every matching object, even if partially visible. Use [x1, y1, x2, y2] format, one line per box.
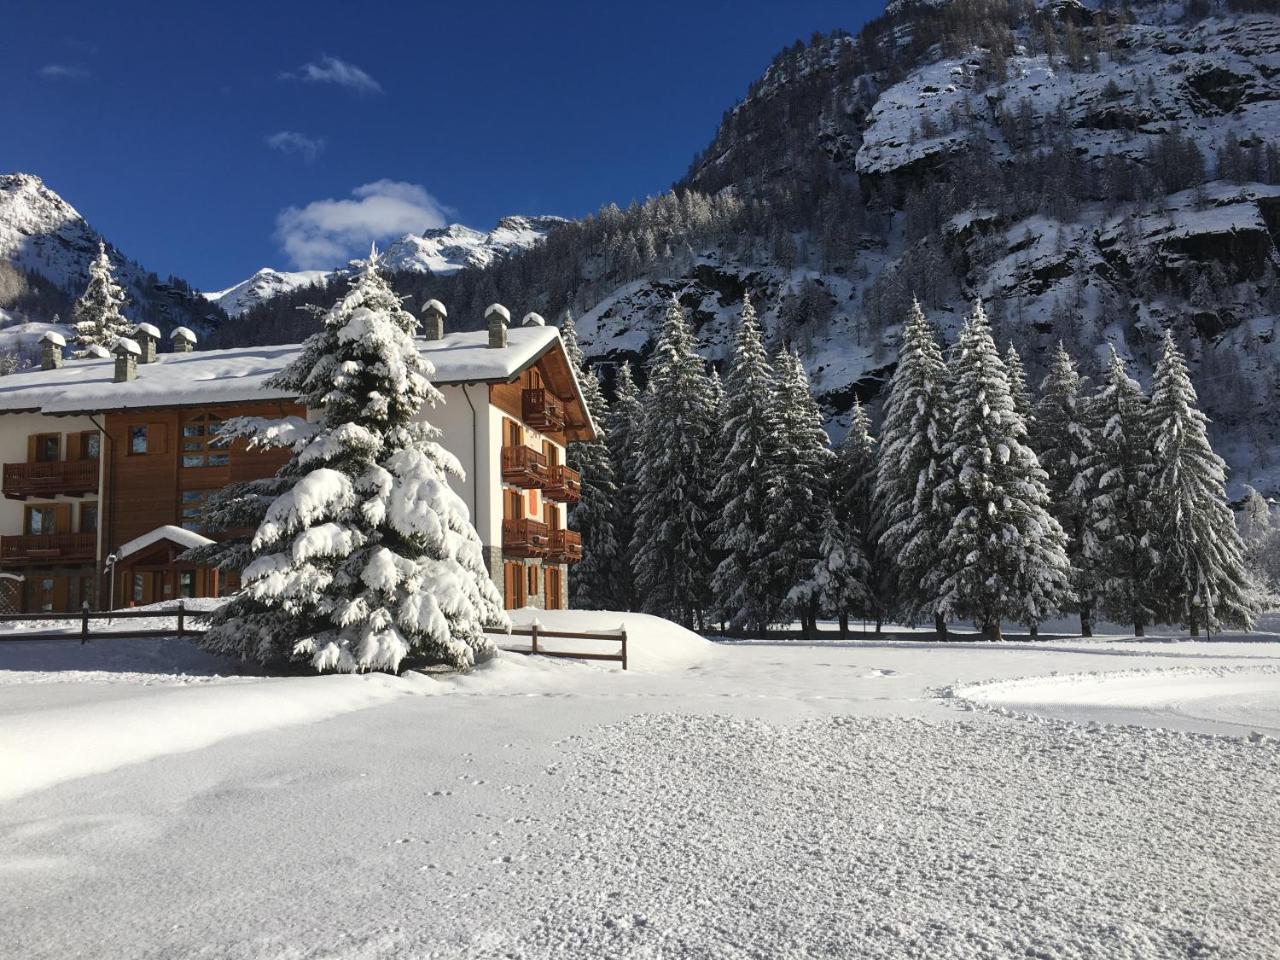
[493, 623, 629, 670]
[0, 601, 203, 644]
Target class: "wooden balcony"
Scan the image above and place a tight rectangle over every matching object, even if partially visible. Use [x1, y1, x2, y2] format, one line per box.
[543, 463, 582, 503]
[522, 388, 566, 432]
[3, 460, 98, 500]
[501, 445, 548, 489]
[0, 532, 96, 566]
[546, 528, 583, 565]
[502, 518, 549, 558]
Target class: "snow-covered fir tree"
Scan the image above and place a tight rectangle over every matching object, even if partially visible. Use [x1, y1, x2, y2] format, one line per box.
[1031, 343, 1099, 635]
[709, 294, 783, 634]
[604, 361, 643, 610]
[1079, 348, 1160, 636]
[1004, 342, 1033, 424]
[559, 317, 617, 610]
[1238, 485, 1280, 602]
[71, 242, 132, 358]
[932, 302, 1072, 640]
[773, 348, 835, 636]
[822, 400, 878, 633]
[631, 298, 718, 628]
[872, 299, 952, 638]
[198, 252, 505, 672]
[1146, 329, 1256, 633]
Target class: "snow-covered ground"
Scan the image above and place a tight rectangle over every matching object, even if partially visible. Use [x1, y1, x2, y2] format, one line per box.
[1, 617, 1278, 957]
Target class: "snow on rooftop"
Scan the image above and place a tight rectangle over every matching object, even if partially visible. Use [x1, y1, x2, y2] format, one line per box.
[134, 322, 161, 339]
[170, 326, 197, 342]
[115, 337, 141, 356]
[40, 330, 66, 346]
[116, 524, 214, 560]
[0, 325, 563, 415]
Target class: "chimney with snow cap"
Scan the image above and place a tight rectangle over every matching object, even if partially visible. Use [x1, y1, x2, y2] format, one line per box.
[39, 331, 66, 370]
[422, 299, 447, 340]
[486, 303, 510, 349]
[133, 323, 160, 363]
[170, 326, 197, 353]
[114, 338, 140, 382]
[86, 344, 111, 359]
[522, 312, 545, 327]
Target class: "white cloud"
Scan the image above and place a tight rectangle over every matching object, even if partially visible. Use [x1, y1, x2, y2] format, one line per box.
[280, 55, 382, 95]
[39, 63, 90, 80]
[265, 130, 326, 162]
[276, 180, 451, 268]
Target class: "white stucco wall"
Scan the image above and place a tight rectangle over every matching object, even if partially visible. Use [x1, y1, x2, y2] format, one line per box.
[422, 384, 493, 544]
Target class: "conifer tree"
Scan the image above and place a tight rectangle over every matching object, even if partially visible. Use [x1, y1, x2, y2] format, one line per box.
[1147, 330, 1256, 633]
[709, 295, 782, 634]
[933, 302, 1072, 640]
[1080, 348, 1159, 636]
[560, 317, 617, 610]
[1004, 342, 1033, 424]
[72, 242, 132, 357]
[631, 298, 717, 628]
[605, 361, 643, 610]
[872, 299, 952, 637]
[807, 400, 877, 635]
[773, 349, 835, 637]
[198, 252, 505, 672]
[1032, 343, 1100, 635]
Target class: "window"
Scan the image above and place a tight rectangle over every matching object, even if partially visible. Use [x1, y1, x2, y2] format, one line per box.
[78, 432, 100, 461]
[132, 574, 144, 604]
[179, 571, 195, 598]
[33, 434, 60, 463]
[25, 505, 56, 536]
[504, 489, 523, 521]
[504, 417, 523, 447]
[129, 426, 148, 455]
[80, 503, 98, 534]
[180, 489, 214, 532]
[180, 413, 228, 468]
[543, 440, 559, 467]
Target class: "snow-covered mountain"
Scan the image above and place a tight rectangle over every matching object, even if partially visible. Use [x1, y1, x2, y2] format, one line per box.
[205, 215, 566, 316]
[0, 172, 221, 343]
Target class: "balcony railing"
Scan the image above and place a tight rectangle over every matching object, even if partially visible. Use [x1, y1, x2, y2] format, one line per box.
[501, 445, 548, 489]
[522, 389, 566, 433]
[502, 518, 549, 558]
[3, 460, 98, 500]
[542, 464, 582, 504]
[0, 532, 96, 566]
[546, 528, 583, 565]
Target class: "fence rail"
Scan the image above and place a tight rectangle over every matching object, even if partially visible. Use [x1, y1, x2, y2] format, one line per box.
[492, 623, 628, 670]
[0, 601, 204, 643]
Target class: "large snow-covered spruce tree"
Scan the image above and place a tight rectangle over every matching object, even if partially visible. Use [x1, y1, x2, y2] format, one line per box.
[560, 314, 617, 610]
[1079, 348, 1159, 636]
[1031, 343, 1099, 635]
[199, 253, 505, 672]
[932, 302, 1072, 640]
[631, 298, 718, 629]
[872, 299, 952, 637]
[71, 242, 133, 357]
[774, 349, 836, 636]
[709, 295, 782, 634]
[1146, 330, 1256, 633]
[604, 361, 643, 610]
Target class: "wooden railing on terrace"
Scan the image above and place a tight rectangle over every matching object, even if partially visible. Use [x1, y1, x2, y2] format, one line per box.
[521, 388, 566, 432]
[0, 532, 96, 565]
[501, 517, 549, 557]
[543, 464, 581, 503]
[546, 528, 583, 564]
[500, 445, 548, 488]
[3, 460, 98, 499]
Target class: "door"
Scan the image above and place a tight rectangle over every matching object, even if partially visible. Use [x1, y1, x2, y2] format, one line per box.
[544, 567, 562, 610]
[503, 561, 526, 609]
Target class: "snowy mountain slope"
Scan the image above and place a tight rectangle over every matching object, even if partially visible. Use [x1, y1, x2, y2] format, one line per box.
[205, 215, 566, 317]
[0, 173, 221, 340]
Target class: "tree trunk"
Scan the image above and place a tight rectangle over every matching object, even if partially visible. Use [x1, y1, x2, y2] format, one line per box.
[874, 616, 882, 635]
[934, 613, 947, 641]
[1029, 622, 1038, 639]
[1080, 604, 1093, 638]
[838, 612, 848, 639]
[1134, 620, 1145, 638]
[985, 620, 1003, 642]
[1189, 614, 1199, 638]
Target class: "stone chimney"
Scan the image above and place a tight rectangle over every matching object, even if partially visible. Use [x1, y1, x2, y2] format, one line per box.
[85, 344, 111, 359]
[422, 299, 447, 341]
[113, 338, 140, 382]
[522, 312, 545, 327]
[486, 303, 510, 349]
[170, 326, 197, 353]
[39, 331, 66, 370]
[133, 323, 160, 364]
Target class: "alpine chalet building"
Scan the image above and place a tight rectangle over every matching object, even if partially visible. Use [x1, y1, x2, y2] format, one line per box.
[0, 304, 593, 614]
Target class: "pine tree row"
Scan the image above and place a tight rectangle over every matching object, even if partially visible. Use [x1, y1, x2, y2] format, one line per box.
[568, 296, 1259, 639]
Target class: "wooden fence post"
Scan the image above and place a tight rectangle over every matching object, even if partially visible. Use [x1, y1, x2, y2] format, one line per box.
[80, 604, 89, 645]
[620, 627, 628, 671]
[531, 621, 539, 655]
[177, 600, 185, 638]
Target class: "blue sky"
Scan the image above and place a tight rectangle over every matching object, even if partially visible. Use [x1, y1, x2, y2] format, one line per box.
[6, 0, 879, 290]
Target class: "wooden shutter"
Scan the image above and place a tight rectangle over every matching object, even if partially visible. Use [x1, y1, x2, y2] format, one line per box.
[26, 435, 37, 463]
[53, 503, 72, 535]
[147, 422, 167, 455]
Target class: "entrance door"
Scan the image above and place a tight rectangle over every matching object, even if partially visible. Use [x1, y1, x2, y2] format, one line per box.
[503, 561, 526, 609]
[544, 566, 562, 610]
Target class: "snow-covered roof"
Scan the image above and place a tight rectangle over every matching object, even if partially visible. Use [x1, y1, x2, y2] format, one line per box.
[116, 524, 214, 560]
[522, 312, 545, 327]
[134, 323, 161, 339]
[0, 325, 566, 415]
[485, 303, 511, 323]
